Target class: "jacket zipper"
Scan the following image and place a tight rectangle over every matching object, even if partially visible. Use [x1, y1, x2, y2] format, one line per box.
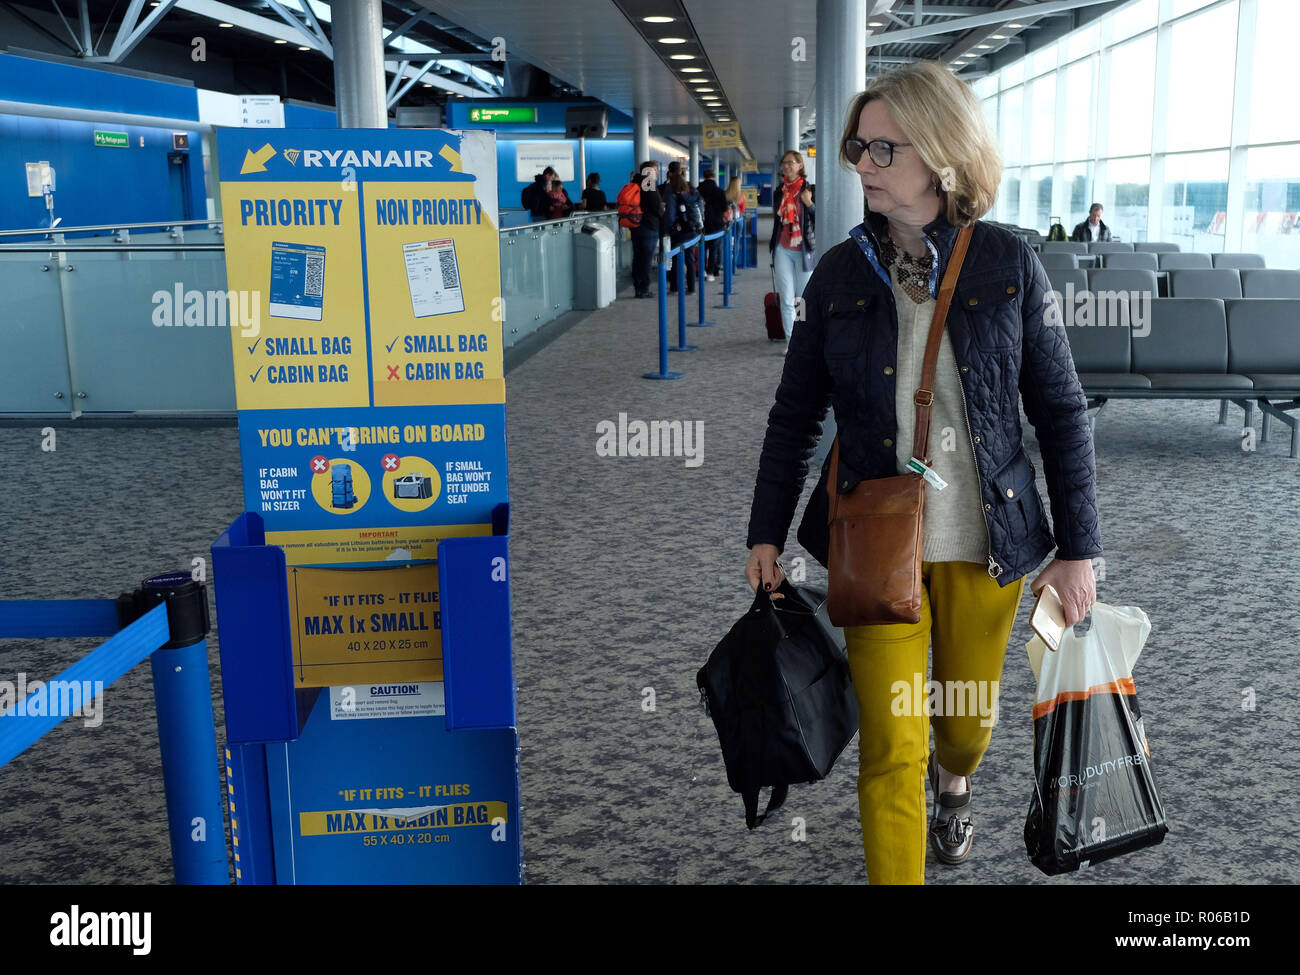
[953, 360, 1001, 579]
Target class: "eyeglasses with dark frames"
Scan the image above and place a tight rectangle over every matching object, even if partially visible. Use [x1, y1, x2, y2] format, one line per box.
[843, 138, 912, 168]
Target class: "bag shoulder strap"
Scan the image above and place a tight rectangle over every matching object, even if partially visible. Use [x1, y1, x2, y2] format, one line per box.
[825, 223, 973, 506]
[911, 223, 974, 465]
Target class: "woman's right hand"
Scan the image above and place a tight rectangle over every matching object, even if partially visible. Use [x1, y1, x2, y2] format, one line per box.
[745, 544, 786, 596]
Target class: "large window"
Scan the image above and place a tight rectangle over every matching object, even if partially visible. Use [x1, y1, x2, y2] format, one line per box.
[975, 0, 1300, 266]
[1061, 59, 1094, 163]
[1099, 158, 1150, 243]
[1027, 76, 1056, 165]
[999, 87, 1023, 168]
[1164, 2, 1237, 153]
[1249, 0, 1300, 145]
[1162, 151, 1229, 250]
[1241, 144, 1300, 269]
[1106, 35, 1155, 157]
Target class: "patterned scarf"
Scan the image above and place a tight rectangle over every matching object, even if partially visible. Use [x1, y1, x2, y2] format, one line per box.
[779, 176, 804, 248]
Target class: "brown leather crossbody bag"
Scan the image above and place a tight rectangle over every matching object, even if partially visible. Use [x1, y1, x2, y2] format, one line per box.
[825, 223, 973, 627]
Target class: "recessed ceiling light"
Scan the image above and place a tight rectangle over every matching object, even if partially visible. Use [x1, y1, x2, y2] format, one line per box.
[977, 44, 991, 49]
[868, 21, 883, 27]
[680, 67, 703, 73]
[669, 54, 695, 60]
[643, 15, 674, 23]
[688, 78, 710, 84]
[218, 22, 232, 27]
[274, 39, 287, 44]
[991, 34, 1007, 40]
[298, 46, 310, 51]
[718, 117, 731, 121]
[1008, 23, 1023, 28]
[696, 88, 715, 92]
[658, 37, 687, 44]
[422, 83, 432, 88]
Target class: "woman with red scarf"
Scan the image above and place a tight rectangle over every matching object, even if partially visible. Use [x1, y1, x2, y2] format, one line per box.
[769, 151, 816, 346]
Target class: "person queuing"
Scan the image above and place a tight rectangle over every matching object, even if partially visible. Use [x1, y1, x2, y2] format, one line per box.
[523, 166, 558, 220]
[744, 60, 1100, 885]
[725, 176, 746, 220]
[768, 151, 816, 344]
[628, 161, 664, 300]
[668, 171, 703, 295]
[580, 173, 609, 211]
[697, 168, 728, 281]
[547, 177, 574, 220]
[1070, 203, 1112, 242]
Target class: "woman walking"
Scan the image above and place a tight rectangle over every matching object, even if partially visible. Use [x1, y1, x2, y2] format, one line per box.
[769, 151, 816, 344]
[743, 61, 1101, 884]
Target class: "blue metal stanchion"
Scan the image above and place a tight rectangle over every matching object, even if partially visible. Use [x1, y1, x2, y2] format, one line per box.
[152, 634, 229, 885]
[0, 574, 229, 885]
[670, 233, 699, 351]
[718, 227, 734, 309]
[644, 240, 683, 380]
[692, 231, 721, 327]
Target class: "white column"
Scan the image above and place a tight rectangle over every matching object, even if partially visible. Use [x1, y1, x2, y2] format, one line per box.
[816, 0, 868, 244]
[329, 0, 388, 128]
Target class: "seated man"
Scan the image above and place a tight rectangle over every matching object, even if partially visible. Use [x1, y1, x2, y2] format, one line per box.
[1071, 203, 1112, 242]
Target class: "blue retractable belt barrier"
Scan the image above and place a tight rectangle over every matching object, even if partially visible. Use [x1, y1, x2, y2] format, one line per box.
[644, 238, 685, 381]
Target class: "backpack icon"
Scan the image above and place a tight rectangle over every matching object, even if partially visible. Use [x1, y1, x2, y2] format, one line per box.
[617, 183, 643, 228]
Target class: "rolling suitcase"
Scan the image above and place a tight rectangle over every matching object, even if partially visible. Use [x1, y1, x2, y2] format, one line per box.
[764, 266, 786, 341]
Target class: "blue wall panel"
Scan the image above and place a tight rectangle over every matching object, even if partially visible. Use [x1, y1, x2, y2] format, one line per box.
[0, 114, 205, 234]
[0, 51, 200, 120]
[283, 102, 338, 127]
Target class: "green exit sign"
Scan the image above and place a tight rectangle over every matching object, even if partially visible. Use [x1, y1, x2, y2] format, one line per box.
[468, 106, 537, 123]
[93, 130, 129, 148]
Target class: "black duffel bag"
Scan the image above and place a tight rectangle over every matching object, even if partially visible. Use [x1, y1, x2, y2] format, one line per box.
[697, 581, 859, 829]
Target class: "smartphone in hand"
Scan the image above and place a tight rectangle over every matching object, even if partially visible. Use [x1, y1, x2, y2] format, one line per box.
[1030, 584, 1066, 651]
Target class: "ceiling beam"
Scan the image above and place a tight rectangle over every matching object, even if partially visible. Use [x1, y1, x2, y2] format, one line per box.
[865, 0, 1119, 48]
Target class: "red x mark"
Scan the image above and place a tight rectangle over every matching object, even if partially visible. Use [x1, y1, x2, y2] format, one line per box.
[310, 455, 329, 474]
[387, 365, 400, 380]
[382, 453, 400, 471]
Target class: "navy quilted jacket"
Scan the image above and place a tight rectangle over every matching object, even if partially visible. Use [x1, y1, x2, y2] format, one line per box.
[746, 211, 1102, 586]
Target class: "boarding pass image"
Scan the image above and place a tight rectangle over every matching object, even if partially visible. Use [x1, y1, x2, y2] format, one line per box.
[403, 238, 466, 319]
[269, 241, 326, 321]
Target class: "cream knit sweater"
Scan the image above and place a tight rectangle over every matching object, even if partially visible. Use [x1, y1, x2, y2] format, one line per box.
[890, 270, 989, 565]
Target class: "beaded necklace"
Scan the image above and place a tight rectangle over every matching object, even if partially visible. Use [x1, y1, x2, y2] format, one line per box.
[877, 228, 934, 305]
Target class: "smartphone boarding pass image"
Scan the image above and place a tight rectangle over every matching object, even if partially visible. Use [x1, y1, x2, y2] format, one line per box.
[1030, 584, 1067, 652]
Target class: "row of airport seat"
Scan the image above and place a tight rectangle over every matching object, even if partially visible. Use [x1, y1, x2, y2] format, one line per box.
[1055, 295, 1300, 455]
[1046, 266, 1300, 299]
[1039, 249, 1266, 270]
[1041, 241, 1187, 255]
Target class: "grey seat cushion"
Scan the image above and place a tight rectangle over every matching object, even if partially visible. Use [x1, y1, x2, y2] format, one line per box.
[1077, 373, 1152, 389]
[1245, 374, 1300, 393]
[1144, 373, 1254, 390]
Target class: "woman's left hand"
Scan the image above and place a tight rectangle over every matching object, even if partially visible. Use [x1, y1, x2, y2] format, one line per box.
[1029, 557, 1096, 628]
[800, 187, 813, 207]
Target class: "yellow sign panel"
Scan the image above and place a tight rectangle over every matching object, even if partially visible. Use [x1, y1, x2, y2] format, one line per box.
[740, 159, 758, 172]
[219, 183, 370, 410]
[701, 124, 740, 149]
[743, 188, 759, 210]
[286, 563, 444, 687]
[362, 181, 505, 408]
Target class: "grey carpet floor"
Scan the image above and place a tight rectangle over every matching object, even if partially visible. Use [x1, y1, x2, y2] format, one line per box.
[1, 266, 1296, 884]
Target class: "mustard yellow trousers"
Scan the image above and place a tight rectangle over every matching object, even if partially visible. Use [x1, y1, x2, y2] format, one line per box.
[844, 560, 1025, 885]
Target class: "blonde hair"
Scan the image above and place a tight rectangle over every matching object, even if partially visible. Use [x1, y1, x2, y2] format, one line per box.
[779, 150, 807, 180]
[838, 61, 1000, 226]
[725, 177, 743, 204]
